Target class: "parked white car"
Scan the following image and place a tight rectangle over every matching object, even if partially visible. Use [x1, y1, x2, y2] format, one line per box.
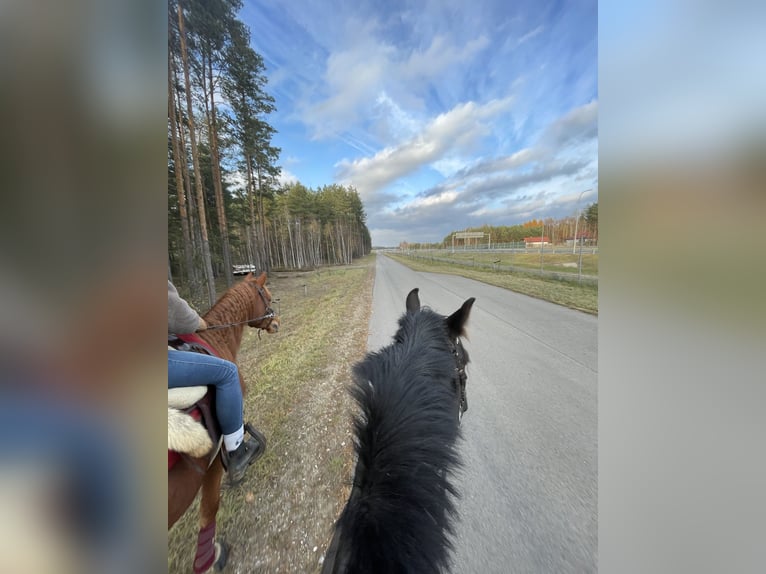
[232, 264, 258, 275]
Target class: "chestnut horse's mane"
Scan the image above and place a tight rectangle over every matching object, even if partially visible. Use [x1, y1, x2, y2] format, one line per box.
[197, 274, 272, 369]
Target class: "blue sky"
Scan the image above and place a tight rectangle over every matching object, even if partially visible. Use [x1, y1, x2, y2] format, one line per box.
[240, 0, 598, 246]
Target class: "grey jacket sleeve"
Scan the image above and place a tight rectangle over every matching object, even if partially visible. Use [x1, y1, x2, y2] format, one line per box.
[168, 281, 202, 334]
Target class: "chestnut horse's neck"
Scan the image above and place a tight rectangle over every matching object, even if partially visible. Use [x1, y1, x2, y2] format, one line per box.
[198, 281, 264, 363]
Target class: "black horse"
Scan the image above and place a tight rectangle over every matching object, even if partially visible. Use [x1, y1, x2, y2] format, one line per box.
[322, 288, 475, 574]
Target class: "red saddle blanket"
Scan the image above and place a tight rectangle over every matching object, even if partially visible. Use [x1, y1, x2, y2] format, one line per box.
[173, 333, 218, 357]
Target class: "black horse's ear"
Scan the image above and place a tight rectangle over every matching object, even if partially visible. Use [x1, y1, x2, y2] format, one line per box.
[406, 288, 421, 314]
[446, 297, 475, 338]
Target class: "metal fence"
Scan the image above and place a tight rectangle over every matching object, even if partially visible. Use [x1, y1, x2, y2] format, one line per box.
[420, 242, 598, 253]
[398, 249, 598, 286]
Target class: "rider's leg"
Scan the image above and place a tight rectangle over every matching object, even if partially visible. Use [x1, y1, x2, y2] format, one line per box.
[168, 350, 263, 482]
[167, 349, 244, 443]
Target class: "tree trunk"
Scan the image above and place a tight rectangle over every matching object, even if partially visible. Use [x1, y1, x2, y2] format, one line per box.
[172, 65, 203, 299]
[286, 211, 295, 269]
[256, 166, 269, 272]
[245, 153, 259, 271]
[205, 53, 233, 287]
[328, 225, 336, 265]
[178, 0, 216, 306]
[168, 54, 195, 288]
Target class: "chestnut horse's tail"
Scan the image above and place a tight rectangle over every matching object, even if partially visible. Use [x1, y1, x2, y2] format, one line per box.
[168, 407, 214, 458]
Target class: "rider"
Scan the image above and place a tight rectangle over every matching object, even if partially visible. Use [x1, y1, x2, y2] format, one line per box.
[168, 280, 262, 484]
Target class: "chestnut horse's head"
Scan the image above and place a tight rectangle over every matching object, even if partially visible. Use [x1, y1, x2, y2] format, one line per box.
[245, 272, 280, 334]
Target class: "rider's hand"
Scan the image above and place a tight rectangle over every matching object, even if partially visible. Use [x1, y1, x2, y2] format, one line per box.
[196, 318, 208, 332]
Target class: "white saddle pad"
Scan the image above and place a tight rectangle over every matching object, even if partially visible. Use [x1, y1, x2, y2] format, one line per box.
[168, 386, 208, 409]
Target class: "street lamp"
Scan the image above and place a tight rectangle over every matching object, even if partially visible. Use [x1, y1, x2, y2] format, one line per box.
[578, 225, 585, 282]
[572, 188, 591, 255]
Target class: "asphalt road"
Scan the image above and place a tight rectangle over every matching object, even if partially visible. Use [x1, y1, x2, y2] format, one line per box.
[367, 254, 597, 573]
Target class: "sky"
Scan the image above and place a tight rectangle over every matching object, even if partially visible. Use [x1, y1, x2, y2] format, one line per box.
[240, 0, 598, 246]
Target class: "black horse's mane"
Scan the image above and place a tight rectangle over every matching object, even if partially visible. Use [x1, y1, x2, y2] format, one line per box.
[334, 306, 465, 573]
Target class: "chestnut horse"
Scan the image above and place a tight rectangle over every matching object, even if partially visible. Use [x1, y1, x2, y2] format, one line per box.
[168, 272, 279, 573]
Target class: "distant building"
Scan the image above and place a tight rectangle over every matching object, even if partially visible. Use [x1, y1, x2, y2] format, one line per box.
[523, 236, 550, 247]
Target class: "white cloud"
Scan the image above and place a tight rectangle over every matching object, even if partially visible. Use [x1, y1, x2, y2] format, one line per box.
[431, 156, 471, 177]
[457, 147, 539, 178]
[301, 26, 490, 140]
[405, 190, 459, 209]
[372, 91, 423, 141]
[336, 98, 514, 199]
[223, 171, 247, 193]
[540, 100, 598, 148]
[359, 99, 599, 244]
[401, 34, 489, 81]
[516, 25, 544, 47]
[278, 168, 300, 187]
[299, 19, 391, 139]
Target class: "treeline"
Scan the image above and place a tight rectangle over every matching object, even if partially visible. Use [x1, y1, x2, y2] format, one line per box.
[226, 183, 371, 270]
[402, 203, 598, 249]
[443, 203, 598, 246]
[168, 0, 370, 305]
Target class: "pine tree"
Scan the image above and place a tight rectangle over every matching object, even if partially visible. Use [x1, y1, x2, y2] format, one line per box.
[222, 19, 280, 272]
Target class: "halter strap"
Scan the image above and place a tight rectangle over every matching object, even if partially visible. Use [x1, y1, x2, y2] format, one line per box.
[451, 337, 469, 419]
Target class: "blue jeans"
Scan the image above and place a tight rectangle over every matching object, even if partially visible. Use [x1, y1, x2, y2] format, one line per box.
[168, 350, 242, 436]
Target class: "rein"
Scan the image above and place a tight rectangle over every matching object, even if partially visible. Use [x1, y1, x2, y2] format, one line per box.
[452, 338, 469, 420]
[204, 311, 276, 330]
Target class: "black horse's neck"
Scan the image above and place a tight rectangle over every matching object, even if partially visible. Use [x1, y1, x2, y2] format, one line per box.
[329, 308, 465, 573]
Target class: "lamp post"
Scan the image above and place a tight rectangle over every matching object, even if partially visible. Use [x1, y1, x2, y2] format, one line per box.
[572, 188, 591, 254]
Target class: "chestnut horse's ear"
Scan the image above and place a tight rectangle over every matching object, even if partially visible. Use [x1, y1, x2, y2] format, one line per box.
[446, 297, 475, 338]
[405, 288, 420, 314]
[255, 272, 267, 285]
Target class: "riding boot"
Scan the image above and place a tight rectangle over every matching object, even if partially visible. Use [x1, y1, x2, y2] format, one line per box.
[225, 436, 264, 485]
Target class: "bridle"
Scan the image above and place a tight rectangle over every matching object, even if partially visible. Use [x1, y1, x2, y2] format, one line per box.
[451, 337, 469, 422]
[205, 284, 278, 331]
[250, 284, 278, 325]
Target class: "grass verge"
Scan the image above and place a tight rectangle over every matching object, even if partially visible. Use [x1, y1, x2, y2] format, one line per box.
[438, 250, 599, 276]
[386, 252, 598, 314]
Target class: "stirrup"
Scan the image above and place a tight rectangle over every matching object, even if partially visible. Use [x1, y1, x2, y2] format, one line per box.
[223, 424, 267, 486]
[244, 422, 267, 452]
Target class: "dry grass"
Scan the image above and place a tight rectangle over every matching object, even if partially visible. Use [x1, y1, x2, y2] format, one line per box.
[435, 249, 599, 276]
[168, 256, 376, 573]
[386, 253, 598, 314]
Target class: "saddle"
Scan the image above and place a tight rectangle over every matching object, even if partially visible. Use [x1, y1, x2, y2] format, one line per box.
[168, 334, 222, 471]
[169, 333, 217, 356]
